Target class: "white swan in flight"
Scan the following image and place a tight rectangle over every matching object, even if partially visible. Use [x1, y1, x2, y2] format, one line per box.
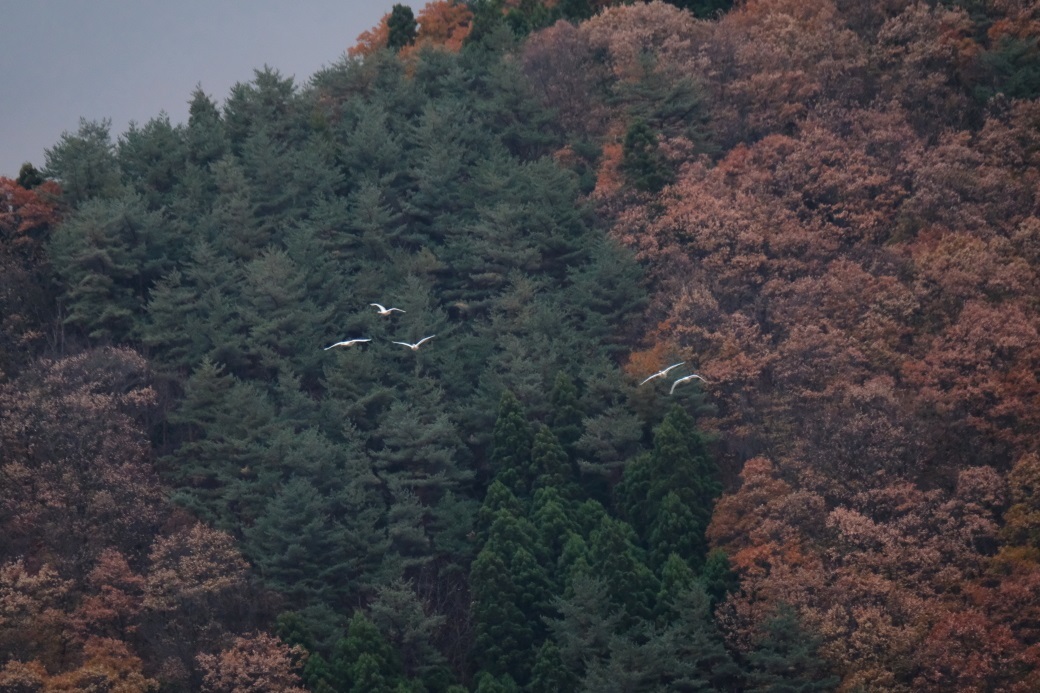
[670, 373, 709, 394]
[639, 361, 686, 386]
[371, 303, 405, 315]
[392, 335, 436, 351]
[324, 338, 371, 350]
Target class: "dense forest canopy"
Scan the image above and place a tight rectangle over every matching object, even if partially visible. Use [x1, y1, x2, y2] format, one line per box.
[3, 0, 1040, 690]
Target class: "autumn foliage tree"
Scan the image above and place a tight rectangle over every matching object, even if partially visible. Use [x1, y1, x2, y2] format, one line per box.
[0, 176, 61, 375]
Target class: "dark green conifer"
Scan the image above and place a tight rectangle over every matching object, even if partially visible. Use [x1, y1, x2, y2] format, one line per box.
[656, 552, 697, 623]
[654, 581, 743, 691]
[243, 477, 353, 607]
[588, 516, 659, 624]
[223, 66, 303, 150]
[186, 86, 228, 166]
[117, 114, 187, 210]
[165, 359, 278, 525]
[529, 425, 575, 497]
[476, 480, 525, 544]
[387, 4, 418, 52]
[620, 118, 672, 192]
[700, 548, 740, 608]
[368, 579, 447, 680]
[16, 162, 44, 189]
[473, 671, 521, 693]
[469, 547, 531, 680]
[531, 487, 578, 577]
[744, 604, 839, 693]
[490, 390, 533, 494]
[529, 639, 579, 693]
[48, 194, 168, 342]
[206, 156, 267, 260]
[648, 491, 705, 570]
[548, 372, 583, 454]
[331, 612, 405, 693]
[43, 118, 121, 204]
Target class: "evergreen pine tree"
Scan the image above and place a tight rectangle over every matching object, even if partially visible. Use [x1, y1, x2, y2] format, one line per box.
[242, 477, 354, 607]
[117, 114, 187, 210]
[558, 0, 594, 22]
[655, 581, 743, 691]
[43, 118, 122, 204]
[186, 86, 228, 167]
[656, 552, 697, 624]
[368, 578, 447, 681]
[165, 359, 279, 526]
[206, 155, 268, 260]
[142, 269, 206, 375]
[744, 604, 839, 692]
[48, 194, 168, 342]
[546, 574, 620, 679]
[370, 379, 469, 503]
[564, 238, 649, 356]
[222, 66, 304, 151]
[615, 452, 654, 537]
[240, 246, 332, 381]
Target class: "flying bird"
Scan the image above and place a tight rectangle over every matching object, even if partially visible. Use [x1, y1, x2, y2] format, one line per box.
[670, 373, 709, 395]
[639, 361, 686, 386]
[392, 335, 436, 351]
[371, 303, 405, 316]
[324, 338, 371, 350]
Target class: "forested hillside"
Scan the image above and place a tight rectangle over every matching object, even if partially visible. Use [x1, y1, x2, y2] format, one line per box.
[2, 0, 1040, 690]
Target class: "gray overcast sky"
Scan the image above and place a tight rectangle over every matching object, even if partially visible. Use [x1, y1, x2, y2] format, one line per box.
[0, 1, 402, 177]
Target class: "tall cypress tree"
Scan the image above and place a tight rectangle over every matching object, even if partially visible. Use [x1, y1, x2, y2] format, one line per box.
[619, 406, 720, 569]
[548, 372, 583, 454]
[470, 547, 532, 680]
[529, 425, 575, 497]
[588, 516, 659, 624]
[490, 390, 533, 494]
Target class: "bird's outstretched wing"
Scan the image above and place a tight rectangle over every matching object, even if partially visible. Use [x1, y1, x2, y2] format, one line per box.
[639, 361, 686, 385]
[639, 372, 665, 386]
[415, 335, 436, 347]
[324, 338, 371, 350]
[670, 373, 708, 394]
